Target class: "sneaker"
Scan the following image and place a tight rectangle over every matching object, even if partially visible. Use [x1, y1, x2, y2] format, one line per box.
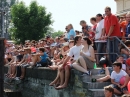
[88, 70, 91, 76]
[98, 69, 105, 74]
[15, 77, 20, 81]
[81, 71, 91, 76]
[36, 64, 42, 67]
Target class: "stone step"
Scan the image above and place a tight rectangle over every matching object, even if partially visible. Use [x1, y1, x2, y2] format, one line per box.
[88, 89, 104, 97]
[88, 89, 121, 97]
[90, 68, 104, 75]
[82, 74, 106, 82]
[83, 82, 111, 89]
[73, 68, 105, 76]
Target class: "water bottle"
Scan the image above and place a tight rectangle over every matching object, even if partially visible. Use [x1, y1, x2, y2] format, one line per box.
[94, 63, 97, 69]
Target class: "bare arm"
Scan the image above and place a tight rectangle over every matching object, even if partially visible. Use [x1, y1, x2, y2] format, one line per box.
[82, 47, 95, 62]
[111, 79, 119, 86]
[107, 26, 114, 37]
[62, 56, 71, 67]
[101, 28, 105, 37]
[7, 57, 14, 65]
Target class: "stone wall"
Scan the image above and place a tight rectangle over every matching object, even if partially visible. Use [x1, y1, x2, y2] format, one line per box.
[4, 66, 88, 97]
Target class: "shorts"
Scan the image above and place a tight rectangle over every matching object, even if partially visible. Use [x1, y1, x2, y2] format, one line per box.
[78, 56, 94, 69]
[21, 64, 30, 68]
[110, 84, 128, 93]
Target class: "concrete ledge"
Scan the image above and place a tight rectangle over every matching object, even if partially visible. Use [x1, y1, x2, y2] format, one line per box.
[4, 66, 86, 97]
[4, 66, 57, 80]
[4, 66, 75, 81]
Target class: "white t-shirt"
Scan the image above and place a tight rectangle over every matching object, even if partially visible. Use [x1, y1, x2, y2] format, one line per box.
[68, 45, 83, 60]
[95, 19, 106, 42]
[111, 70, 127, 82]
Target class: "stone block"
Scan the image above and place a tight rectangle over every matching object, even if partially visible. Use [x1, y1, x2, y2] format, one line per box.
[83, 82, 111, 89]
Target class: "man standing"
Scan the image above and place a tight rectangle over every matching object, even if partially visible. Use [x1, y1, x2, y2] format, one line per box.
[95, 14, 105, 63]
[80, 20, 91, 37]
[103, 6, 121, 63]
[126, 12, 130, 38]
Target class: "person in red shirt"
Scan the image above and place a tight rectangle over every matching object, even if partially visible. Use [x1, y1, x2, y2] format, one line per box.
[102, 6, 121, 63]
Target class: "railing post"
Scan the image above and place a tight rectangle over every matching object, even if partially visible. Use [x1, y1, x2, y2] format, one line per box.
[107, 38, 110, 61]
[0, 38, 5, 97]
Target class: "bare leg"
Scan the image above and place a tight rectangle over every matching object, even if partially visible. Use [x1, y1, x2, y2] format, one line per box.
[105, 67, 110, 75]
[59, 69, 65, 86]
[31, 55, 38, 66]
[48, 65, 58, 70]
[49, 67, 60, 86]
[72, 63, 88, 73]
[20, 67, 25, 79]
[56, 65, 70, 89]
[7, 65, 11, 74]
[114, 88, 122, 94]
[78, 56, 87, 70]
[10, 65, 16, 78]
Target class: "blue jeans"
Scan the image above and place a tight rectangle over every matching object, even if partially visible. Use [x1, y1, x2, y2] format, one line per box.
[95, 42, 106, 61]
[107, 38, 119, 63]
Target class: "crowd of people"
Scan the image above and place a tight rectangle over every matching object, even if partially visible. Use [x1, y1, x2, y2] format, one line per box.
[4, 6, 130, 96]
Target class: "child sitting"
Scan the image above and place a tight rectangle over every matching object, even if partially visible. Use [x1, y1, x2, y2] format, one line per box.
[111, 62, 129, 95]
[31, 47, 49, 67]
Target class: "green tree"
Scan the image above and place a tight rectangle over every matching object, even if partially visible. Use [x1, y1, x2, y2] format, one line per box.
[10, 1, 52, 43]
[51, 31, 64, 38]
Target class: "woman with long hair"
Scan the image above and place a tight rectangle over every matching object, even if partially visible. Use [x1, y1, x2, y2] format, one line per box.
[72, 37, 96, 75]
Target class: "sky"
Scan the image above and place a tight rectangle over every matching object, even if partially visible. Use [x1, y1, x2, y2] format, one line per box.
[20, 0, 117, 32]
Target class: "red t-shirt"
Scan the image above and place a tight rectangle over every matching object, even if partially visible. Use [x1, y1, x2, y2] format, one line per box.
[104, 14, 121, 37]
[89, 25, 96, 40]
[31, 47, 36, 53]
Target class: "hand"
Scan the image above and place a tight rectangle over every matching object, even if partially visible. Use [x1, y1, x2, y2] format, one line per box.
[117, 84, 121, 88]
[128, 34, 130, 38]
[103, 36, 108, 39]
[120, 85, 125, 89]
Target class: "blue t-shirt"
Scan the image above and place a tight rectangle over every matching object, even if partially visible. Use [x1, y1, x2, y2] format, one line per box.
[40, 52, 48, 62]
[126, 23, 130, 37]
[67, 29, 76, 39]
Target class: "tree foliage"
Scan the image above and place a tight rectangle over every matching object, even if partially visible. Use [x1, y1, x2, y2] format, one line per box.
[10, 1, 52, 43]
[51, 31, 64, 38]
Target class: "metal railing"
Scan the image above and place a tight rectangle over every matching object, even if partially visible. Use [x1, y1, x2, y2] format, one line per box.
[94, 36, 130, 61]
